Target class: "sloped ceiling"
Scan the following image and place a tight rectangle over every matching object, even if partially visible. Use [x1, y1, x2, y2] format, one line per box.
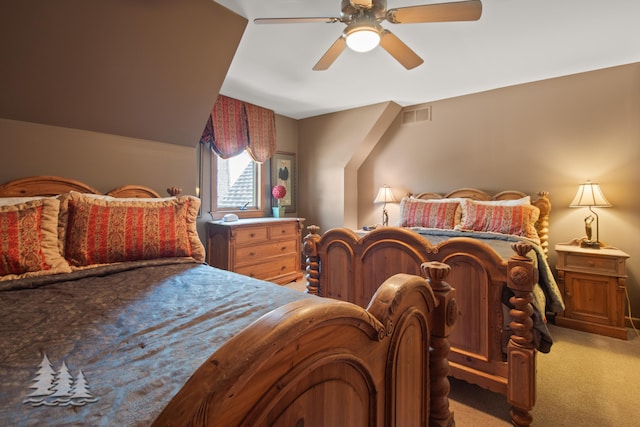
[0, 0, 245, 147]
[216, 0, 640, 119]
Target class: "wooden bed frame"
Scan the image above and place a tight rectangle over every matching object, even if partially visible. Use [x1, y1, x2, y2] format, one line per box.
[0, 175, 457, 427]
[303, 189, 552, 427]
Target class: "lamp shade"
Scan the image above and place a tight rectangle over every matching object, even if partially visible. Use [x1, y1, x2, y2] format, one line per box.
[569, 181, 612, 208]
[374, 185, 396, 204]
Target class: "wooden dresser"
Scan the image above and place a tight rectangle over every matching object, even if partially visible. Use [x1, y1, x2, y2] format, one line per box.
[555, 243, 630, 339]
[206, 218, 303, 285]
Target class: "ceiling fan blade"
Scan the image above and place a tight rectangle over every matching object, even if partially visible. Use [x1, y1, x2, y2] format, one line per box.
[312, 36, 347, 71]
[379, 30, 424, 70]
[387, 0, 482, 24]
[254, 17, 341, 25]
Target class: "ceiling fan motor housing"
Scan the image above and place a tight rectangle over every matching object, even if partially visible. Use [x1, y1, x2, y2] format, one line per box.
[342, 0, 387, 23]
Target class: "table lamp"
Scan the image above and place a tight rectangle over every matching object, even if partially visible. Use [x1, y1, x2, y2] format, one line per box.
[374, 185, 396, 226]
[569, 180, 611, 248]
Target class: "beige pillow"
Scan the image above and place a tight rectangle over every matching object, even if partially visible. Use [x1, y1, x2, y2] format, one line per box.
[0, 199, 71, 281]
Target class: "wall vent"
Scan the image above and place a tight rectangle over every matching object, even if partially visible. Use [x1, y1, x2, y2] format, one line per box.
[401, 106, 432, 125]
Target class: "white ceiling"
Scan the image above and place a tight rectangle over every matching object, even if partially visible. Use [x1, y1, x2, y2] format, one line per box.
[214, 0, 640, 119]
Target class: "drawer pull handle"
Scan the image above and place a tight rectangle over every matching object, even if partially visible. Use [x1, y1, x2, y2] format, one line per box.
[249, 233, 255, 238]
[281, 246, 287, 251]
[281, 265, 286, 270]
[281, 229, 286, 234]
[249, 251, 255, 256]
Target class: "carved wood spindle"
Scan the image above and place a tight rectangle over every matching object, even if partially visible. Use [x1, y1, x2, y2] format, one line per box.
[506, 241, 536, 427]
[534, 191, 551, 258]
[421, 261, 456, 427]
[303, 225, 321, 295]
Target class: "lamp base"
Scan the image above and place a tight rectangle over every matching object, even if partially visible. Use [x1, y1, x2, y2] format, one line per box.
[580, 239, 601, 249]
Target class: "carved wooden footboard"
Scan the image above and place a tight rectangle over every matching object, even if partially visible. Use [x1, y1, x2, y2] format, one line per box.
[304, 226, 539, 427]
[154, 269, 455, 427]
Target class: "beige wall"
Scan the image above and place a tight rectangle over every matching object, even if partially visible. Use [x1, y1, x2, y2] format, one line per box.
[298, 102, 401, 232]
[0, 118, 196, 196]
[298, 63, 639, 321]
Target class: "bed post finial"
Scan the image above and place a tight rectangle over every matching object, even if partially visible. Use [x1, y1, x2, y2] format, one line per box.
[303, 226, 321, 295]
[421, 261, 456, 427]
[166, 187, 182, 197]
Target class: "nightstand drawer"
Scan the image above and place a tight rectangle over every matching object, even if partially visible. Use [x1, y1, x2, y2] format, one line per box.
[563, 253, 620, 276]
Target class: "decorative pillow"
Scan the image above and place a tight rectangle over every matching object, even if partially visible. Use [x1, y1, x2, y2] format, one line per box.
[458, 199, 540, 240]
[81, 193, 176, 202]
[58, 192, 205, 267]
[0, 196, 55, 206]
[469, 196, 531, 206]
[400, 197, 461, 229]
[0, 199, 72, 281]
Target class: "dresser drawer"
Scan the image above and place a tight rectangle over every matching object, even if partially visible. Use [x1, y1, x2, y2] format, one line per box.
[235, 226, 269, 245]
[235, 254, 298, 281]
[235, 239, 298, 266]
[270, 222, 299, 240]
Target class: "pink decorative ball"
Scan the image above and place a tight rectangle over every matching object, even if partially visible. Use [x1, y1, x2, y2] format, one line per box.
[272, 184, 287, 199]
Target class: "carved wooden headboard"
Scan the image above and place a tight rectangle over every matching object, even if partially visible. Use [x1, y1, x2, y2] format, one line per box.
[0, 176, 167, 198]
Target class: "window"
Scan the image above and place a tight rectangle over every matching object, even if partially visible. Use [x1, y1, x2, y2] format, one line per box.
[214, 150, 267, 218]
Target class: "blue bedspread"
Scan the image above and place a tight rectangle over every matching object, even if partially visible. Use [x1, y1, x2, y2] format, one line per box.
[0, 261, 315, 426]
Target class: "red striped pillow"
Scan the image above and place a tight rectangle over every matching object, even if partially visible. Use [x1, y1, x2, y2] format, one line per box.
[458, 199, 540, 240]
[400, 198, 460, 229]
[59, 192, 205, 267]
[0, 199, 71, 280]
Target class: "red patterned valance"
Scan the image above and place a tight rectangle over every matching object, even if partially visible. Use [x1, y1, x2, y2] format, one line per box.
[199, 95, 276, 163]
[211, 95, 248, 159]
[245, 101, 276, 163]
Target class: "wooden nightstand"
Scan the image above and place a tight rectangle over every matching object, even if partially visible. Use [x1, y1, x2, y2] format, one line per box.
[555, 243, 630, 339]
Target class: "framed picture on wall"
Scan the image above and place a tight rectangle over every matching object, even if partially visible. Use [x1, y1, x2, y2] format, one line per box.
[271, 151, 296, 213]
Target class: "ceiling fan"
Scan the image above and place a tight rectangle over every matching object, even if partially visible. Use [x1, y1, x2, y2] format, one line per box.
[254, 0, 482, 71]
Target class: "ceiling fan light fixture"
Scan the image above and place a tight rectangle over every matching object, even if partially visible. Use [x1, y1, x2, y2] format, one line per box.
[345, 25, 381, 52]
